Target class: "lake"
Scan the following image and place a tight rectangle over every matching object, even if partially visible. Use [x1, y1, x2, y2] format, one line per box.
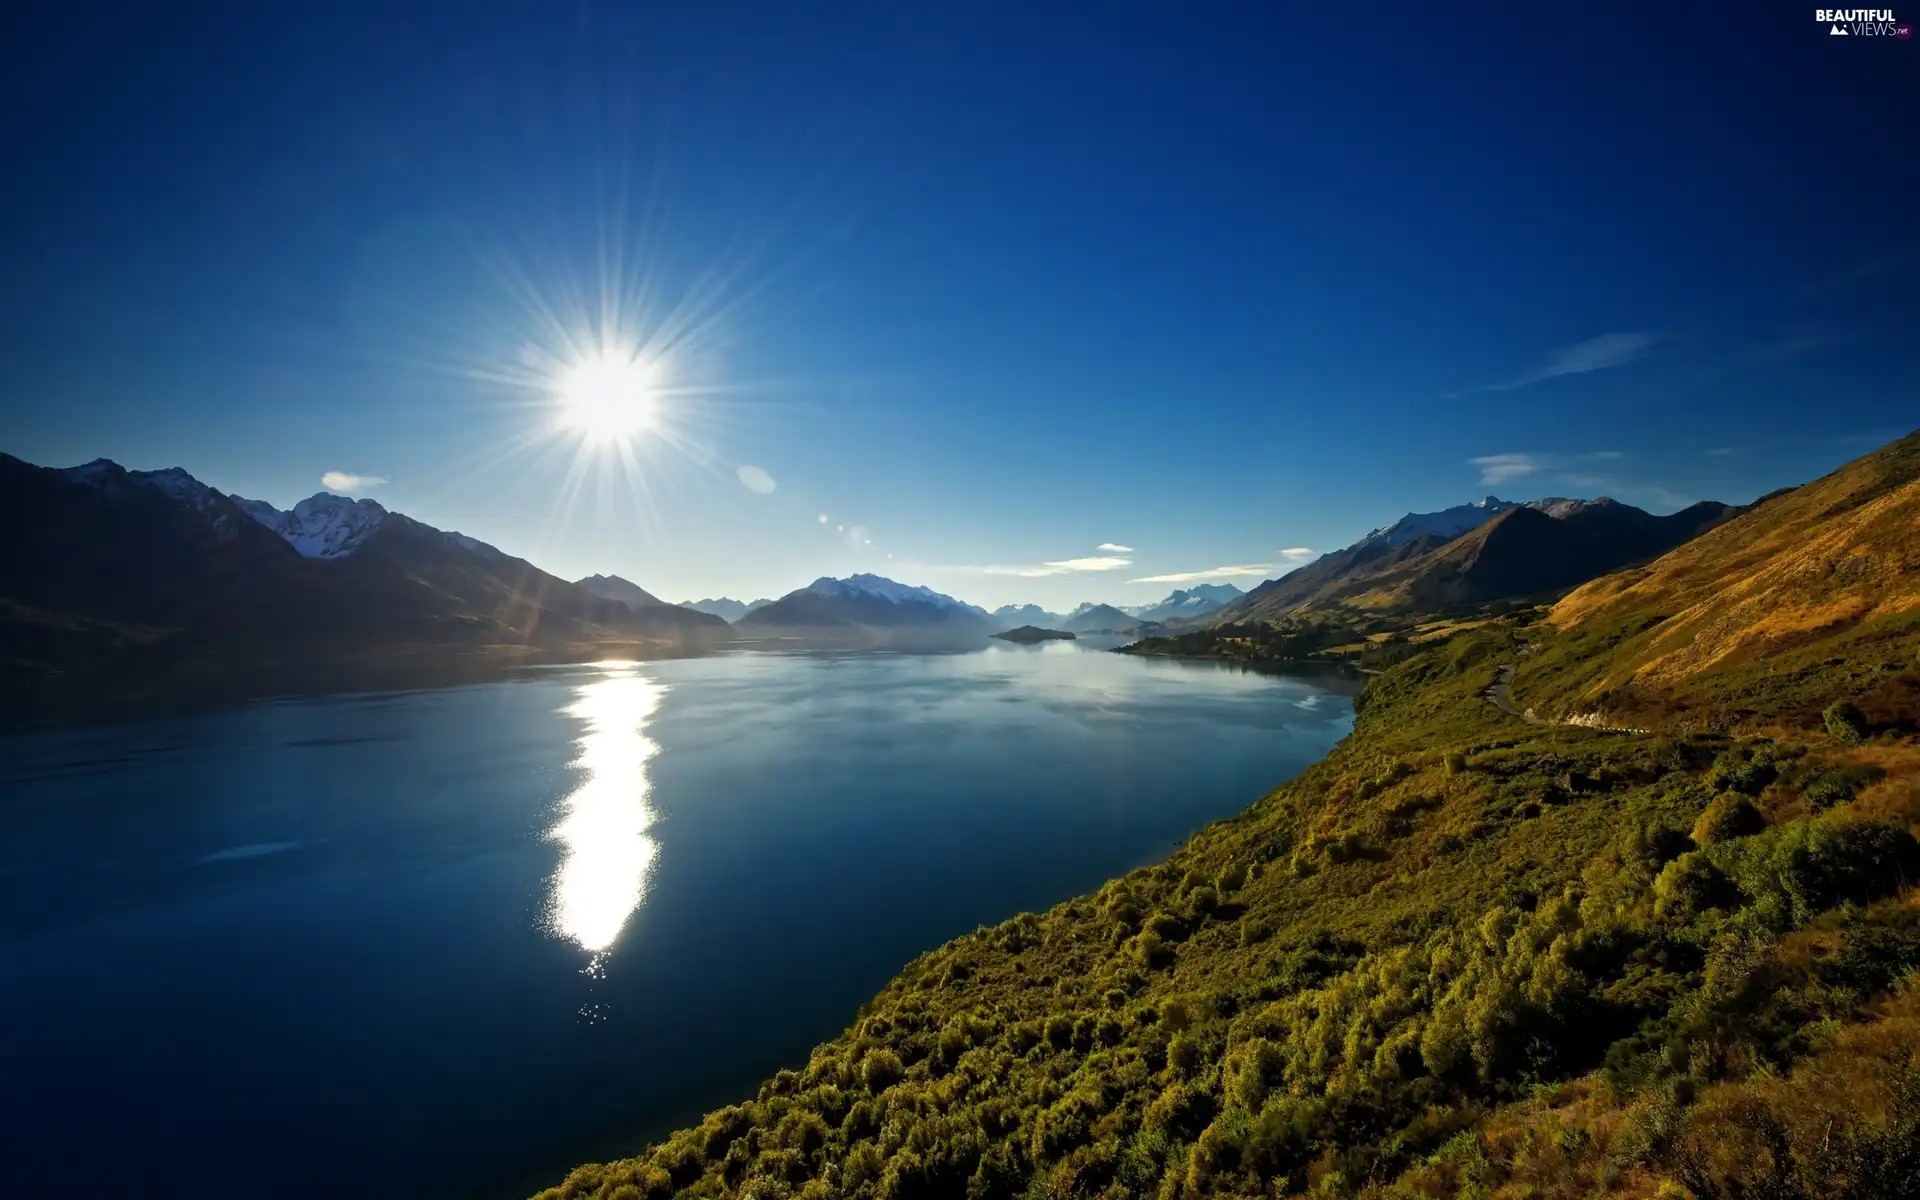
[0, 641, 1354, 1199]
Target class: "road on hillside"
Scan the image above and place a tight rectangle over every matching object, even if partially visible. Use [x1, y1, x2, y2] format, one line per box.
[1484, 663, 1549, 726]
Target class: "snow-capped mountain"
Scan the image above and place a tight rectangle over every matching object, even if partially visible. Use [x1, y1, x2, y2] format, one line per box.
[11, 454, 727, 669]
[990, 603, 1065, 630]
[1355, 495, 1608, 552]
[235, 494, 391, 559]
[58, 459, 239, 528]
[1060, 603, 1140, 633]
[1354, 496, 1521, 550]
[680, 597, 773, 623]
[1124, 583, 1244, 622]
[739, 574, 993, 630]
[809, 574, 983, 612]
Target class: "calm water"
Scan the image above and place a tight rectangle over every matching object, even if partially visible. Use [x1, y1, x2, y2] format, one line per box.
[0, 642, 1353, 1199]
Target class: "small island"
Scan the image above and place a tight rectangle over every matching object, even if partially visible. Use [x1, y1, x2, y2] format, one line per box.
[991, 625, 1076, 644]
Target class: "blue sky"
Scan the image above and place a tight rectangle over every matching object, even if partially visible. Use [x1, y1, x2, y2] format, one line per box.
[2, 3, 1915, 609]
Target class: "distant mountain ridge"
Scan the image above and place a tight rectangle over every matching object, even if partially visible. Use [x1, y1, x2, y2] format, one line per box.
[1061, 603, 1140, 633]
[990, 603, 1066, 631]
[1214, 493, 1742, 623]
[680, 597, 774, 623]
[738, 574, 994, 633]
[1124, 583, 1244, 622]
[574, 574, 669, 610]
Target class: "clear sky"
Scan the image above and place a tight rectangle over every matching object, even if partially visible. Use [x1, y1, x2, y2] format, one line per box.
[2, 4, 1915, 610]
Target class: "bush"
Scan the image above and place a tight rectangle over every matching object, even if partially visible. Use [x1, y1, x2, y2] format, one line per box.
[859, 1049, 904, 1093]
[1654, 852, 1736, 918]
[1444, 752, 1469, 776]
[1716, 816, 1920, 928]
[1824, 700, 1869, 745]
[1692, 793, 1765, 846]
[1167, 1034, 1203, 1077]
[1135, 930, 1173, 970]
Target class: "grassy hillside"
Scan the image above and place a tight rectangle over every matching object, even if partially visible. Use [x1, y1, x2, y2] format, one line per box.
[1519, 428, 1920, 735]
[537, 434, 1920, 1200]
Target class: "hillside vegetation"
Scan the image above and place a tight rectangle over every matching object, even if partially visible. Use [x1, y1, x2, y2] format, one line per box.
[538, 432, 1920, 1200]
[1522, 429, 1920, 734]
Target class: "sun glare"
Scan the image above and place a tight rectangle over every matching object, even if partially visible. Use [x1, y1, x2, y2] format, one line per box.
[560, 354, 656, 438]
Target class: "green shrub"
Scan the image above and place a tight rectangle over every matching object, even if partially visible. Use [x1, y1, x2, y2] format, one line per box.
[1444, 752, 1469, 776]
[1805, 764, 1885, 811]
[859, 1049, 904, 1093]
[1823, 700, 1868, 745]
[1135, 930, 1173, 970]
[1654, 851, 1736, 918]
[1716, 816, 1920, 929]
[1167, 1034, 1203, 1077]
[1692, 793, 1765, 846]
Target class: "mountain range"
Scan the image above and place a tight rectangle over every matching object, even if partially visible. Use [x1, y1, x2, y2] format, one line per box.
[1212, 494, 1741, 624]
[0, 451, 1761, 720]
[989, 603, 1065, 630]
[0, 455, 725, 722]
[679, 597, 773, 623]
[737, 574, 994, 635]
[1122, 583, 1243, 622]
[1059, 603, 1141, 634]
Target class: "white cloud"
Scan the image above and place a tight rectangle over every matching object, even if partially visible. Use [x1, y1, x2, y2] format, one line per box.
[1130, 564, 1274, 584]
[1278, 547, 1316, 560]
[818, 513, 829, 523]
[1470, 453, 1546, 485]
[976, 555, 1132, 578]
[1097, 542, 1133, 553]
[1485, 332, 1659, 392]
[736, 465, 777, 494]
[1470, 450, 1632, 486]
[321, 471, 386, 492]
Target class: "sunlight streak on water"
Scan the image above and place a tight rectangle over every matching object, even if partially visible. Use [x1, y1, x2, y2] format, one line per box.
[545, 665, 665, 956]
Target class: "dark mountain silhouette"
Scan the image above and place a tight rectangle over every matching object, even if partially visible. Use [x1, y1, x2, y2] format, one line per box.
[575, 574, 671, 610]
[0, 454, 725, 723]
[1215, 496, 1743, 622]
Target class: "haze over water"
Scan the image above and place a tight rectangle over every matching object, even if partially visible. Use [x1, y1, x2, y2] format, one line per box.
[0, 641, 1353, 1200]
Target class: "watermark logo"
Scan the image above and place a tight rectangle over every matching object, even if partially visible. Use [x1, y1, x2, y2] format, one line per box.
[1816, 7, 1908, 34]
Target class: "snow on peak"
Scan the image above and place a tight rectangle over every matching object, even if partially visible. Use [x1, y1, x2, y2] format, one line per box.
[807, 574, 970, 610]
[1356, 496, 1520, 550]
[1352, 493, 1608, 552]
[236, 492, 390, 558]
[62, 458, 209, 500]
[59, 459, 230, 521]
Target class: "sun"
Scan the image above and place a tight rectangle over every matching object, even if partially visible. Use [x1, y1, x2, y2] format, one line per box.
[559, 354, 656, 439]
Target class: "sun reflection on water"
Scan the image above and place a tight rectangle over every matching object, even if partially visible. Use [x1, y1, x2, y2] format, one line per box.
[546, 664, 665, 959]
